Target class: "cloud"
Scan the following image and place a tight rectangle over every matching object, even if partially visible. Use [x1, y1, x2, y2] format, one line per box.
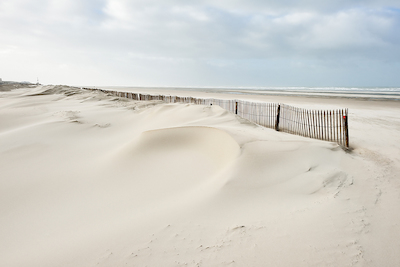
[0, 0, 399, 86]
[96, 2, 400, 61]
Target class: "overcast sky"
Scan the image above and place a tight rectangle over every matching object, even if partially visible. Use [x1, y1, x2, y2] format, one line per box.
[1, 0, 399, 87]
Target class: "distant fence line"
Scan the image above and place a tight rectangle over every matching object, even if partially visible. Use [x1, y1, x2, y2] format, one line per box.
[83, 88, 349, 147]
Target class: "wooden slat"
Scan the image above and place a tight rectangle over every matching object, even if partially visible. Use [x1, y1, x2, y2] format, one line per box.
[345, 109, 349, 147]
[294, 106, 297, 134]
[314, 111, 318, 139]
[319, 111, 322, 140]
[298, 108, 302, 136]
[302, 109, 306, 137]
[337, 110, 340, 143]
[297, 107, 300, 136]
[307, 110, 312, 138]
[291, 106, 294, 134]
[329, 110, 332, 141]
[322, 110, 324, 140]
[289, 105, 292, 134]
[339, 109, 343, 146]
[331, 110, 334, 142]
[300, 108, 304, 136]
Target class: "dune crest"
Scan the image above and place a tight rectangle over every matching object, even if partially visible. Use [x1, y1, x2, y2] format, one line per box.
[129, 126, 239, 168]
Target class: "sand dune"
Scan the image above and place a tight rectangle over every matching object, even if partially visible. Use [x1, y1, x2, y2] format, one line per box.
[1, 85, 399, 266]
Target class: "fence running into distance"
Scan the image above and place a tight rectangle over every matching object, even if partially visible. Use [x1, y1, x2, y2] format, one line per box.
[83, 88, 349, 147]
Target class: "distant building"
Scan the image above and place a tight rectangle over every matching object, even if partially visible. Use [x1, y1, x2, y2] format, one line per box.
[0, 78, 2, 83]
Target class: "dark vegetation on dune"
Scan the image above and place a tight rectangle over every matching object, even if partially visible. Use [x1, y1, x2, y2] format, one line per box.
[0, 82, 37, 92]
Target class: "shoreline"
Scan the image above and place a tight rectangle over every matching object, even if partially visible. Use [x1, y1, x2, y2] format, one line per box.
[89, 85, 400, 101]
[84, 86, 400, 111]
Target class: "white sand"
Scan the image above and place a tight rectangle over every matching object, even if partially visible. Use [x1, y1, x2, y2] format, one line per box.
[1, 85, 399, 266]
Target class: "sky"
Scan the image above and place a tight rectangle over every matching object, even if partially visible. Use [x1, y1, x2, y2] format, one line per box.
[1, 0, 400, 87]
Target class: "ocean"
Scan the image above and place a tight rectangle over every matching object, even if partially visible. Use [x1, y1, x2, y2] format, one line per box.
[100, 86, 400, 101]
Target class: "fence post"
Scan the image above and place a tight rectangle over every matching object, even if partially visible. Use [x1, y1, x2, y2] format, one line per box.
[275, 104, 281, 131]
[344, 109, 349, 148]
[235, 101, 238, 115]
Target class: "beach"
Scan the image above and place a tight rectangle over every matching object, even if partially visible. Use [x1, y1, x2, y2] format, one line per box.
[1, 85, 399, 266]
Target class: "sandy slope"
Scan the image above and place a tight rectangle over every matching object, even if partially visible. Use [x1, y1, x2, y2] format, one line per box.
[0, 85, 399, 266]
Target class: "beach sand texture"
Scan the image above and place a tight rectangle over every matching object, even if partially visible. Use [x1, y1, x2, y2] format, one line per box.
[1, 85, 399, 266]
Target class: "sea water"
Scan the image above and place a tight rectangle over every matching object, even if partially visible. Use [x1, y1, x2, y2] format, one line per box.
[99, 86, 400, 101]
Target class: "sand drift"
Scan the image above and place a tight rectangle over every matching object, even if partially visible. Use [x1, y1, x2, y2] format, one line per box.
[1, 85, 399, 266]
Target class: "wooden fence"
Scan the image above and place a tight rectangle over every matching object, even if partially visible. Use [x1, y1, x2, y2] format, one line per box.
[83, 88, 349, 147]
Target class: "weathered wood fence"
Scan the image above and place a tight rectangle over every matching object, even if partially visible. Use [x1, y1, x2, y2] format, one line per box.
[83, 88, 349, 147]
